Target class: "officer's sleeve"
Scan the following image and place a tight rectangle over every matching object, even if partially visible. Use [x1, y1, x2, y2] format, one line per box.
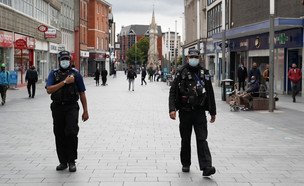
[205, 70, 216, 116]
[76, 72, 86, 92]
[45, 71, 55, 88]
[169, 73, 180, 113]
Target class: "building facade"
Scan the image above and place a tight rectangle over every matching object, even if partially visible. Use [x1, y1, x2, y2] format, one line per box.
[162, 31, 181, 69]
[212, 0, 304, 94]
[117, 25, 162, 67]
[75, 0, 89, 76]
[0, 0, 62, 85]
[87, 0, 111, 76]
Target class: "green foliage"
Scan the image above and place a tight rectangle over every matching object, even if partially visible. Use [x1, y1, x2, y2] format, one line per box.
[126, 37, 149, 66]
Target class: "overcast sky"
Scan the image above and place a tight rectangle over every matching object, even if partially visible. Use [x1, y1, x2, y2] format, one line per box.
[110, 0, 184, 40]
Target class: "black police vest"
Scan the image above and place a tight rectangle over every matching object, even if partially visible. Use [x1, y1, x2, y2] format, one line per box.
[178, 68, 207, 110]
[51, 69, 79, 103]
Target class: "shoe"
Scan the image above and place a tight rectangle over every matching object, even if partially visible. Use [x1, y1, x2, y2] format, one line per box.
[202, 166, 216, 176]
[1, 101, 4, 105]
[56, 163, 68, 171]
[132, 90, 134, 91]
[32, 96, 34, 98]
[29, 95, 31, 98]
[182, 166, 190, 172]
[293, 97, 296, 102]
[68, 162, 76, 172]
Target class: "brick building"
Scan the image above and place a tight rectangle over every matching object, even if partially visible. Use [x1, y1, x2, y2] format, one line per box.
[117, 25, 162, 67]
[87, 0, 111, 76]
[75, 0, 89, 76]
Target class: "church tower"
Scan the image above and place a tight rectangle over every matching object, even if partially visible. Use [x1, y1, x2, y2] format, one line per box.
[147, 8, 159, 70]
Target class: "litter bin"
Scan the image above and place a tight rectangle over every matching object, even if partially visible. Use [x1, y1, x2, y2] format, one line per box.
[221, 79, 234, 101]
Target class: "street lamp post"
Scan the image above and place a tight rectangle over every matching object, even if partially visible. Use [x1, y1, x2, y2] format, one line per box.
[174, 20, 177, 70]
[269, 0, 275, 112]
[221, 0, 226, 81]
[197, 0, 200, 52]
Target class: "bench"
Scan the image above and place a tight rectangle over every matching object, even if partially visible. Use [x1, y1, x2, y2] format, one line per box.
[226, 94, 276, 110]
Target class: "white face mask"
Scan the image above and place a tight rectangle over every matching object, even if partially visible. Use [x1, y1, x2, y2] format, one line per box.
[189, 58, 199, 67]
[60, 60, 70, 69]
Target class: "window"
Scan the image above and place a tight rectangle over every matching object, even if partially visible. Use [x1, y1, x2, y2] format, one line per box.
[207, 1, 228, 38]
[97, 19, 99, 30]
[207, 0, 216, 6]
[97, 3, 99, 14]
[0, 0, 12, 6]
[97, 36, 99, 50]
[102, 38, 104, 50]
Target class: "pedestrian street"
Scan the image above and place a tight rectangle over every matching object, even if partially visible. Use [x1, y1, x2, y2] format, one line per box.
[0, 71, 304, 186]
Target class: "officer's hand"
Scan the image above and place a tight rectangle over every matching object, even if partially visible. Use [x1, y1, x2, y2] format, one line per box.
[210, 115, 216, 123]
[82, 111, 89, 122]
[169, 111, 176, 120]
[65, 75, 75, 84]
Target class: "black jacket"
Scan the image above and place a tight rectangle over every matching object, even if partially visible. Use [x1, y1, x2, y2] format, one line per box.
[101, 69, 108, 77]
[94, 70, 100, 79]
[25, 69, 38, 82]
[237, 66, 247, 81]
[141, 70, 147, 78]
[169, 64, 216, 116]
[249, 67, 261, 83]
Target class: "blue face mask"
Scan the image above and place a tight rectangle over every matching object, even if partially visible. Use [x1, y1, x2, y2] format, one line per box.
[250, 80, 255, 83]
[60, 60, 70, 69]
[189, 58, 199, 67]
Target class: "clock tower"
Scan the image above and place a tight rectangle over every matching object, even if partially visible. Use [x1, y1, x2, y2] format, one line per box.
[147, 8, 159, 70]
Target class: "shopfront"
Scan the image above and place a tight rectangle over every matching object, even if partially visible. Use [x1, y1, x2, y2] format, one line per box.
[0, 30, 14, 70]
[14, 34, 35, 85]
[229, 28, 303, 94]
[35, 40, 48, 82]
[80, 50, 89, 76]
[88, 52, 105, 76]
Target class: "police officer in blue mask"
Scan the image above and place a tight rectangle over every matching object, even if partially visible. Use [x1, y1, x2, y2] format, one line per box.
[169, 49, 216, 177]
[46, 51, 89, 172]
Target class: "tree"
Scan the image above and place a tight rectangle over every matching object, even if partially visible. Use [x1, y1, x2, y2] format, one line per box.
[126, 37, 149, 66]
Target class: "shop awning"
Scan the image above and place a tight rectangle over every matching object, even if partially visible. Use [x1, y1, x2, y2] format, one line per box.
[212, 18, 304, 42]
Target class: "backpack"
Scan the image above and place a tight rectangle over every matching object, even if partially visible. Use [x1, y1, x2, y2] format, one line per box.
[128, 70, 136, 79]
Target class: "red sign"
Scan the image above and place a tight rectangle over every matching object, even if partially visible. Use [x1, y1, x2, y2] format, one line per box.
[44, 29, 56, 38]
[0, 30, 14, 48]
[38, 25, 48, 32]
[15, 39, 27, 49]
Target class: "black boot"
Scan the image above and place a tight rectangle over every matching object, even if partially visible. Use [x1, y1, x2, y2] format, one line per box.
[56, 163, 67, 171]
[202, 166, 216, 176]
[68, 162, 76, 172]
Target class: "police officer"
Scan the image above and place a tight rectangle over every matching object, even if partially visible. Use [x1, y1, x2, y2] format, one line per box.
[169, 49, 216, 177]
[46, 51, 89, 172]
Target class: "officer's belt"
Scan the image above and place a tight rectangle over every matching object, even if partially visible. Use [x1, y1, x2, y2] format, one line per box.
[53, 101, 76, 105]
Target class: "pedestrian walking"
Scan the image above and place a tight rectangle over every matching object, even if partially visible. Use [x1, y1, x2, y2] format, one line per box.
[94, 68, 100, 86]
[101, 68, 108, 86]
[249, 62, 261, 84]
[288, 63, 302, 102]
[148, 68, 154, 82]
[127, 66, 137, 91]
[45, 51, 89, 172]
[25, 66, 38, 98]
[263, 64, 270, 90]
[169, 49, 216, 177]
[237, 63, 247, 91]
[0, 63, 10, 106]
[141, 67, 147, 85]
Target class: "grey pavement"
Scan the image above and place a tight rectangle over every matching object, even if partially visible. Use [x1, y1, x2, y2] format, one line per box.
[0, 71, 304, 186]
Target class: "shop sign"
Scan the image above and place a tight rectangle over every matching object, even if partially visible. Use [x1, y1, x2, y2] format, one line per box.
[230, 39, 249, 52]
[15, 39, 27, 49]
[45, 29, 57, 38]
[9, 71, 18, 86]
[38, 25, 48, 32]
[206, 42, 215, 54]
[0, 30, 14, 48]
[80, 51, 89, 58]
[49, 43, 58, 53]
[58, 44, 66, 51]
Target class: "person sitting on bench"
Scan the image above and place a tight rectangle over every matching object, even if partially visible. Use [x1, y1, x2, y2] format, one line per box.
[240, 76, 260, 110]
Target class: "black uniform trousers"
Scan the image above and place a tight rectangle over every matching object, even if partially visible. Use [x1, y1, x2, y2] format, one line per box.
[179, 109, 212, 170]
[51, 102, 80, 164]
[27, 80, 36, 97]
